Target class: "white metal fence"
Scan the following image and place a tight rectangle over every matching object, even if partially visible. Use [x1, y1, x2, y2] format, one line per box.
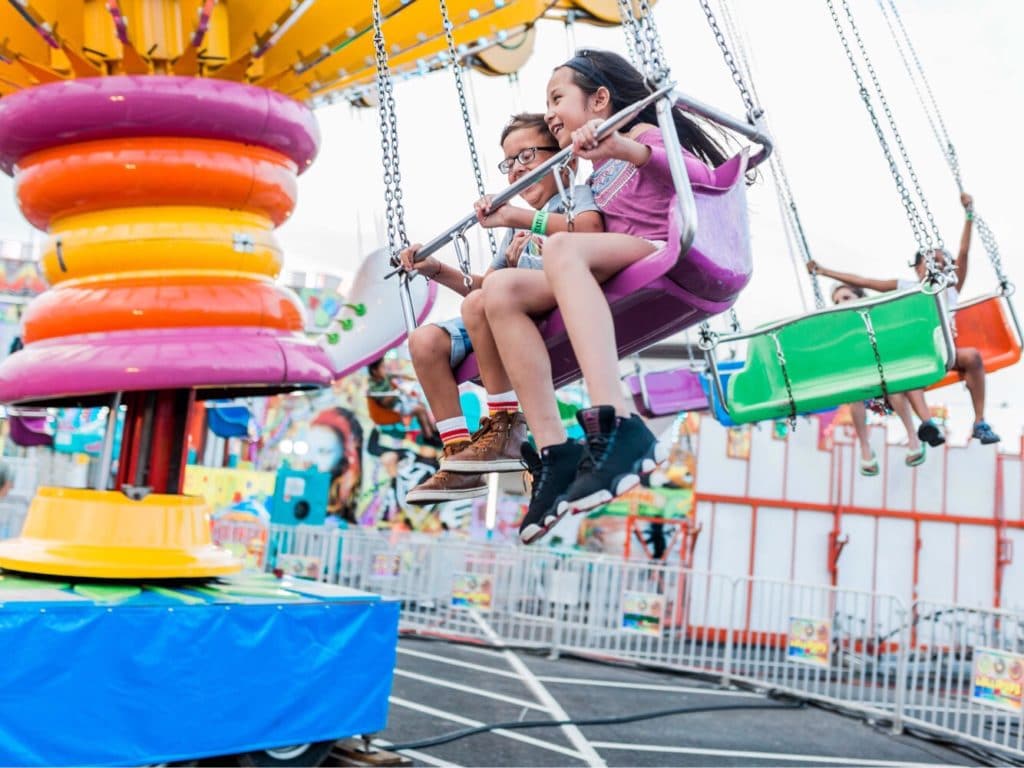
[267, 524, 1024, 761]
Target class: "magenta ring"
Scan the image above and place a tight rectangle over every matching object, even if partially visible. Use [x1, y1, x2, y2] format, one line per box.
[0, 76, 320, 175]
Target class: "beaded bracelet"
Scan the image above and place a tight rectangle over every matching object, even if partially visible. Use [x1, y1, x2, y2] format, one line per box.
[531, 209, 549, 235]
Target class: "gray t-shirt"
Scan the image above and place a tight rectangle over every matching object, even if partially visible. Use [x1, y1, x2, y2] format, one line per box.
[490, 185, 600, 271]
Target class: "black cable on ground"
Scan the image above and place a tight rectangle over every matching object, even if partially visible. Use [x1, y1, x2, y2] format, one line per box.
[387, 699, 806, 751]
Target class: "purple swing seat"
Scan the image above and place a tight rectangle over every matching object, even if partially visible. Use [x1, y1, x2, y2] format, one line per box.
[626, 367, 709, 418]
[8, 414, 53, 448]
[455, 149, 752, 389]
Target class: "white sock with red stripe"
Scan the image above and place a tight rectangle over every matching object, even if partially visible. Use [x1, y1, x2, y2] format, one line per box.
[436, 416, 470, 447]
[487, 389, 520, 415]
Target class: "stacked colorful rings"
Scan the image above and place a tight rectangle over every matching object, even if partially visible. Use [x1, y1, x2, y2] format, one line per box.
[0, 77, 332, 403]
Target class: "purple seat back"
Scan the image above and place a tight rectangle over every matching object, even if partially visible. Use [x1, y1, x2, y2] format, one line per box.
[626, 367, 709, 418]
[455, 150, 753, 389]
[9, 415, 53, 448]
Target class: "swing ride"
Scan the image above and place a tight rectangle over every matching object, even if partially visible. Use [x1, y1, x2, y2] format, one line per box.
[0, 0, 1016, 763]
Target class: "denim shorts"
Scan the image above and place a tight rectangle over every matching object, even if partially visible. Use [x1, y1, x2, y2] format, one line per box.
[433, 316, 473, 368]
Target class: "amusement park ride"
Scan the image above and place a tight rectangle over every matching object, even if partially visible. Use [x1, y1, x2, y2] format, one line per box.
[0, 0, 1018, 763]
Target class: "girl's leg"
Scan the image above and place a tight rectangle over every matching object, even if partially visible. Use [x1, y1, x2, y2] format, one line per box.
[408, 324, 462, 421]
[542, 232, 658, 412]
[888, 393, 922, 452]
[849, 401, 874, 462]
[955, 347, 986, 423]
[482, 269, 564, 448]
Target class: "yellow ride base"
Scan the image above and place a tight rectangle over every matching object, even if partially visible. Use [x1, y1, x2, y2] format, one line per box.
[0, 488, 242, 579]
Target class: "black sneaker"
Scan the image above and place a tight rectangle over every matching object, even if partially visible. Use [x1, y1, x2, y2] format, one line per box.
[518, 440, 584, 545]
[558, 406, 667, 516]
[917, 419, 946, 447]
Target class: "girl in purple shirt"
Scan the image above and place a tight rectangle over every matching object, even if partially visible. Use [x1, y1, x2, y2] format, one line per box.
[477, 49, 729, 544]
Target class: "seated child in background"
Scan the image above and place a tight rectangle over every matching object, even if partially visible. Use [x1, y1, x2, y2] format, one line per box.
[366, 358, 437, 442]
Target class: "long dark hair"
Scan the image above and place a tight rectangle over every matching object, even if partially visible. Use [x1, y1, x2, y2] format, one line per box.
[559, 49, 729, 167]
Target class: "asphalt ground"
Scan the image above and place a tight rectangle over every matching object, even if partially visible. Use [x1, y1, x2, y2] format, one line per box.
[373, 637, 985, 768]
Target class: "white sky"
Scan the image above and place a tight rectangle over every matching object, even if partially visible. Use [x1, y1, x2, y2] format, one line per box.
[0, 0, 1021, 445]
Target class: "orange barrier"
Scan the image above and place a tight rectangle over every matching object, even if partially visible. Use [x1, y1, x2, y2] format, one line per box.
[16, 138, 298, 230]
[928, 296, 1022, 390]
[40, 206, 282, 284]
[22, 272, 306, 342]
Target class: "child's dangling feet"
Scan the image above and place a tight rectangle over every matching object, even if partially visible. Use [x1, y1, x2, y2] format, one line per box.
[558, 406, 667, 517]
[518, 441, 584, 544]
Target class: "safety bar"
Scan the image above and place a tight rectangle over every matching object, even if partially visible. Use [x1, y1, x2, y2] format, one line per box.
[388, 81, 772, 275]
[700, 283, 957, 418]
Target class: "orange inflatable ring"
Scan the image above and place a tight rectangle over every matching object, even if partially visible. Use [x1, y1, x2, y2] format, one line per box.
[16, 137, 298, 231]
[22, 272, 306, 343]
[40, 207, 282, 285]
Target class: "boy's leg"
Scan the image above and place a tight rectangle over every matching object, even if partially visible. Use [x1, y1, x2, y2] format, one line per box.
[405, 323, 488, 504]
[905, 389, 945, 446]
[442, 289, 528, 473]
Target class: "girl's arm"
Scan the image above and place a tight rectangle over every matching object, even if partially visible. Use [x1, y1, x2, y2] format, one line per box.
[807, 260, 898, 292]
[955, 193, 973, 292]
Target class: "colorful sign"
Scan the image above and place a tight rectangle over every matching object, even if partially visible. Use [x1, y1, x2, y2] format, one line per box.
[787, 617, 831, 668]
[451, 572, 493, 610]
[371, 552, 403, 579]
[275, 553, 322, 580]
[622, 591, 664, 636]
[971, 647, 1024, 713]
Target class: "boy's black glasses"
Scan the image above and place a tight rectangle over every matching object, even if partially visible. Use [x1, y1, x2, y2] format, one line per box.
[498, 146, 559, 174]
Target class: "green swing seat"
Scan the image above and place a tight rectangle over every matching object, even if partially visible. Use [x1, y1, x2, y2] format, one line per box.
[721, 289, 951, 425]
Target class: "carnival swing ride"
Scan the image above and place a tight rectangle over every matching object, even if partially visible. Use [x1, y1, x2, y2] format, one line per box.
[0, 0, 1016, 763]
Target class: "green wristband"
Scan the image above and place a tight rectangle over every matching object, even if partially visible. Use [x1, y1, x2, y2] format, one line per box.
[531, 209, 549, 235]
[966, 211, 974, 221]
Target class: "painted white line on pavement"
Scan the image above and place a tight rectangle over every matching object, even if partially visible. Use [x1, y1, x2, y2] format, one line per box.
[388, 696, 587, 762]
[588, 741, 952, 766]
[397, 646, 522, 679]
[394, 668, 549, 712]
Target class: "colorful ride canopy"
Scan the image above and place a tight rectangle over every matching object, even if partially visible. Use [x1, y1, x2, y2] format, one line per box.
[0, 0, 632, 105]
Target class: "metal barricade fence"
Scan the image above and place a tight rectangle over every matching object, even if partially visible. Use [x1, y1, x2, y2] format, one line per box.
[231, 525, 1024, 761]
[901, 600, 1024, 757]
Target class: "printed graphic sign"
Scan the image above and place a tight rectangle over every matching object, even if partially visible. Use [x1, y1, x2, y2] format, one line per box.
[451, 572, 493, 610]
[787, 617, 831, 667]
[371, 552, 403, 580]
[621, 591, 664, 636]
[971, 647, 1024, 713]
[275, 554, 322, 580]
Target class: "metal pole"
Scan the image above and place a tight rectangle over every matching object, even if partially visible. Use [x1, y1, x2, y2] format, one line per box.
[96, 392, 121, 491]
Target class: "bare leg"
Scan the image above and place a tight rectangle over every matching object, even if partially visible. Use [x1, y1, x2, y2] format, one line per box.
[904, 389, 932, 422]
[460, 289, 513, 395]
[542, 232, 657, 414]
[888, 393, 921, 451]
[482, 269, 563, 448]
[849, 401, 874, 462]
[955, 347, 986, 423]
[410, 405, 436, 439]
[408, 325, 461, 422]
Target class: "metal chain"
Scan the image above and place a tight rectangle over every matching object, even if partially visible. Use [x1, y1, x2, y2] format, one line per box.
[839, 0, 944, 254]
[615, 0, 642, 67]
[438, 0, 498, 267]
[769, 332, 798, 427]
[825, 0, 931, 263]
[553, 159, 576, 232]
[451, 231, 473, 290]
[859, 309, 892, 411]
[371, 0, 408, 261]
[698, 0, 759, 120]
[636, 0, 669, 83]
[716, 0, 823, 308]
[878, 0, 1008, 290]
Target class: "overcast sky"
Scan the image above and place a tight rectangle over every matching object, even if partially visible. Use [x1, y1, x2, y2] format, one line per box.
[0, 0, 1020, 444]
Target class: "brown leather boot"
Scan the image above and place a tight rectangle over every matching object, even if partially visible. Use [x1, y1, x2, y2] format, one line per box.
[440, 411, 529, 473]
[405, 443, 488, 505]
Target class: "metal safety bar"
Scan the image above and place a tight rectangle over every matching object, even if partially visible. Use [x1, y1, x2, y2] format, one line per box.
[699, 282, 957, 418]
[388, 81, 773, 277]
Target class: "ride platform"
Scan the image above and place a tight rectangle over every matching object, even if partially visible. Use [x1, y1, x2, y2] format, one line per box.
[0, 571, 398, 766]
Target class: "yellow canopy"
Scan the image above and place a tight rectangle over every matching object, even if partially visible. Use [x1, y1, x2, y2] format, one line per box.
[0, 0, 639, 105]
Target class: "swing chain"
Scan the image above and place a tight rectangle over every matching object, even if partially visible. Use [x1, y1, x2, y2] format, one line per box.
[616, 0, 669, 84]
[859, 309, 892, 412]
[615, 0, 642, 68]
[826, 0, 931, 259]
[698, 0, 759, 121]
[451, 230, 474, 291]
[438, 0, 499, 264]
[553, 159, 576, 232]
[371, 0, 408, 261]
[696, 321, 718, 352]
[768, 332, 798, 428]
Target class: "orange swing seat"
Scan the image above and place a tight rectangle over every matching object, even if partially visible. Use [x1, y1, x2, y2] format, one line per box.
[366, 395, 405, 427]
[927, 294, 1022, 390]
